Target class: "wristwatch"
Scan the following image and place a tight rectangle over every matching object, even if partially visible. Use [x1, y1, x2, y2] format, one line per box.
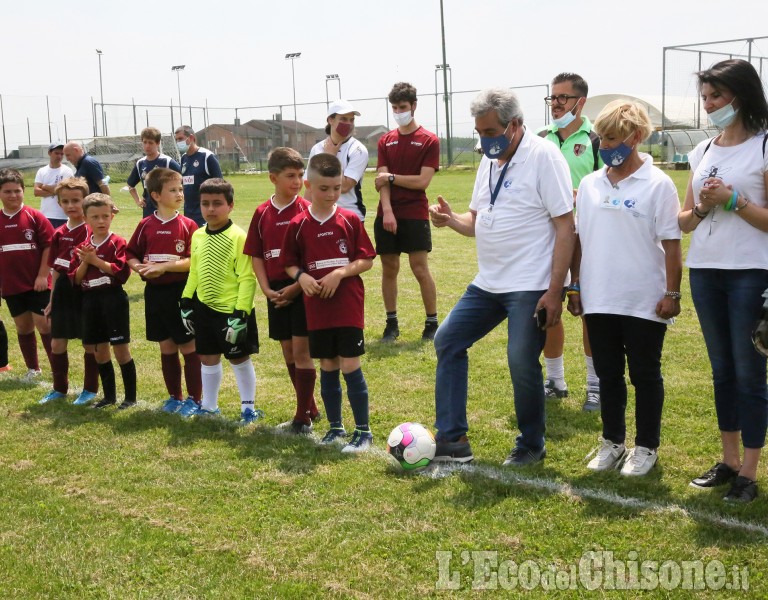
[388, 174, 395, 185]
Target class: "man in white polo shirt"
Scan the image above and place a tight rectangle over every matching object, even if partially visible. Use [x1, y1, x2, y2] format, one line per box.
[428, 88, 575, 467]
[34, 142, 74, 228]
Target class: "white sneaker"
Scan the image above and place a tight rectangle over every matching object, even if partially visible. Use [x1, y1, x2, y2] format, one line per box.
[587, 437, 626, 471]
[21, 368, 42, 383]
[620, 446, 657, 476]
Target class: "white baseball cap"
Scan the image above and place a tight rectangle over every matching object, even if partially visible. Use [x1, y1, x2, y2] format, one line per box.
[327, 99, 360, 117]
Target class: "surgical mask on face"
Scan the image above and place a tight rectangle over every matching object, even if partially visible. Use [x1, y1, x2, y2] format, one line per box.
[335, 122, 353, 138]
[598, 134, 634, 167]
[176, 140, 189, 153]
[480, 124, 511, 159]
[393, 110, 413, 127]
[552, 103, 578, 129]
[707, 99, 739, 128]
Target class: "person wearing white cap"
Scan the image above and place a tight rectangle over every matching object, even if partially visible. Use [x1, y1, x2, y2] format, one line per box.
[34, 142, 74, 228]
[305, 99, 369, 221]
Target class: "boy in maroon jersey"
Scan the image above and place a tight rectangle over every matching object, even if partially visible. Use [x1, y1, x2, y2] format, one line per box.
[0, 168, 54, 381]
[127, 168, 200, 413]
[282, 153, 376, 452]
[244, 148, 319, 434]
[40, 177, 100, 404]
[70, 194, 136, 409]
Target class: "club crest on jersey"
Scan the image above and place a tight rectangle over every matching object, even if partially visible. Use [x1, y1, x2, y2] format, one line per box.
[573, 144, 587, 157]
[337, 239, 348, 254]
[193, 160, 200, 168]
[24, 229, 34, 241]
[176, 240, 185, 253]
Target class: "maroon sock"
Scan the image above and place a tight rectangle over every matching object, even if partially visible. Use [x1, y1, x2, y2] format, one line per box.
[50, 352, 69, 393]
[40, 333, 53, 365]
[294, 367, 317, 425]
[286, 362, 297, 387]
[182, 351, 202, 402]
[289, 362, 319, 417]
[17, 332, 39, 370]
[160, 352, 183, 400]
[83, 352, 99, 393]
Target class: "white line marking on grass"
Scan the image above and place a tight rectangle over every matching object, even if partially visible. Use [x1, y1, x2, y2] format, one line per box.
[423, 462, 768, 538]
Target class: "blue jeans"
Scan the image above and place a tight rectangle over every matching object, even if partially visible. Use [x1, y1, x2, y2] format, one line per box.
[434, 285, 546, 451]
[690, 268, 768, 448]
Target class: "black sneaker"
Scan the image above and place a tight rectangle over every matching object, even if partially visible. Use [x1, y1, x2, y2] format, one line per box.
[502, 446, 547, 467]
[434, 435, 474, 463]
[421, 321, 438, 341]
[117, 399, 137, 411]
[381, 320, 400, 343]
[723, 476, 758, 503]
[92, 398, 116, 409]
[544, 379, 568, 399]
[690, 462, 738, 489]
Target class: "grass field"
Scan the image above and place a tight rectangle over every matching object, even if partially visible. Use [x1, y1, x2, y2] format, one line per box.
[1, 168, 767, 598]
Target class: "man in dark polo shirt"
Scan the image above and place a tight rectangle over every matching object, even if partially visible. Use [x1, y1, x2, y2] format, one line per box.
[63, 142, 110, 195]
[174, 125, 222, 226]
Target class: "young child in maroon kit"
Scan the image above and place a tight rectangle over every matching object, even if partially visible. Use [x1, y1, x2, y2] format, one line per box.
[39, 177, 100, 404]
[69, 194, 136, 409]
[244, 148, 319, 433]
[282, 153, 376, 452]
[127, 168, 201, 413]
[0, 168, 54, 381]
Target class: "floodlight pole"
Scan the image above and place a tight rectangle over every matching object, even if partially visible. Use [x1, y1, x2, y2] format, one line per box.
[285, 52, 301, 145]
[96, 49, 105, 137]
[172, 65, 185, 125]
[439, 0, 452, 166]
[325, 74, 341, 110]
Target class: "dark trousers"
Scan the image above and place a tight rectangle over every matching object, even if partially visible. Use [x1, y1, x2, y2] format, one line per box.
[585, 313, 667, 449]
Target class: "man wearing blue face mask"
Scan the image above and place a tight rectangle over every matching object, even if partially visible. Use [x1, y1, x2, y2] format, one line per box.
[539, 73, 603, 412]
[174, 126, 223, 227]
[428, 88, 575, 466]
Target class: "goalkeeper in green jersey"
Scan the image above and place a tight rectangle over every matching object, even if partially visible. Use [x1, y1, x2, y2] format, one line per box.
[180, 178, 263, 425]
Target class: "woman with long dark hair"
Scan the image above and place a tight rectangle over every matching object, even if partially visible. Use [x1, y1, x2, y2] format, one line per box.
[679, 59, 768, 503]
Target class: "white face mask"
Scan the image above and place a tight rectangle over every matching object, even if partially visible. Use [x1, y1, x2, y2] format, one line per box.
[707, 99, 739, 128]
[176, 140, 189, 153]
[393, 110, 413, 127]
[552, 103, 578, 129]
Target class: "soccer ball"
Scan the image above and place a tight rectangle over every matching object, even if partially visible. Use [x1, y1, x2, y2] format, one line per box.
[386, 422, 436, 471]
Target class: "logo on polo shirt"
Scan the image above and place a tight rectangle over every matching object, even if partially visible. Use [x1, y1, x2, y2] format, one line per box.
[573, 144, 587, 157]
[503, 180, 512, 189]
[338, 239, 348, 254]
[24, 229, 34, 241]
[176, 240, 186, 253]
[624, 199, 637, 209]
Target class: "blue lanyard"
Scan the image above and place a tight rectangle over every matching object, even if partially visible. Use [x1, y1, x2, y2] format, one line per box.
[488, 159, 511, 212]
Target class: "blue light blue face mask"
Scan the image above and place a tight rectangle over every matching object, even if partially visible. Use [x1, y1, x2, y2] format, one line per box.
[480, 124, 511, 159]
[707, 99, 739, 128]
[599, 134, 634, 167]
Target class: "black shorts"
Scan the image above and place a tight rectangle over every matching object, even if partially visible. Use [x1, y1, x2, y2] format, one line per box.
[4, 290, 49, 318]
[50, 275, 82, 339]
[309, 327, 365, 359]
[81, 287, 131, 346]
[266, 279, 308, 341]
[145, 281, 195, 344]
[194, 302, 259, 360]
[374, 217, 432, 255]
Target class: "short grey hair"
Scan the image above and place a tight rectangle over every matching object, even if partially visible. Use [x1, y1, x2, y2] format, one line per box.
[174, 125, 195, 138]
[470, 88, 524, 125]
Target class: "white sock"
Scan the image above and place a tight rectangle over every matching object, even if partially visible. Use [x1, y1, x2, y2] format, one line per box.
[585, 355, 599, 387]
[201, 362, 223, 411]
[231, 359, 256, 413]
[544, 356, 565, 388]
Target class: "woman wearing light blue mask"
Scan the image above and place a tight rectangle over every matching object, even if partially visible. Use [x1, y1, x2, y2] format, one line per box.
[569, 100, 682, 479]
[679, 59, 768, 503]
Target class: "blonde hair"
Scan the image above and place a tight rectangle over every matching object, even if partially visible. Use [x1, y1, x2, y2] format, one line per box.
[594, 100, 653, 143]
[55, 177, 89, 200]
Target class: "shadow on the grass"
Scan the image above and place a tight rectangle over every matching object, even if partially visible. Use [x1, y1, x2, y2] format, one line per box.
[22, 401, 352, 475]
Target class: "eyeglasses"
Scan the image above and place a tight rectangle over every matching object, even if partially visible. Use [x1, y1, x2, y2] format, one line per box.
[544, 94, 582, 106]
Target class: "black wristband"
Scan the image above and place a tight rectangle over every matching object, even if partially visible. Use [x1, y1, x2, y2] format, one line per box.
[293, 268, 305, 283]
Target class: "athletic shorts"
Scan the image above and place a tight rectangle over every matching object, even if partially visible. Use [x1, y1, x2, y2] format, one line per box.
[309, 326, 365, 359]
[194, 302, 259, 360]
[145, 281, 194, 344]
[266, 279, 308, 341]
[50, 275, 82, 339]
[81, 287, 130, 346]
[4, 290, 50, 318]
[374, 217, 432, 255]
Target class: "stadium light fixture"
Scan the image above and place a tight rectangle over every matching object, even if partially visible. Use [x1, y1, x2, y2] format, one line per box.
[325, 74, 341, 110]
[171, 65, 186, 125]
[96, 49, 105, 136]
[285, 53, 302, 143]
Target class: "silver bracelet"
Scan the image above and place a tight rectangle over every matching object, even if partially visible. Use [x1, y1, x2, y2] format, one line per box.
[664, 291, 682, 300]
